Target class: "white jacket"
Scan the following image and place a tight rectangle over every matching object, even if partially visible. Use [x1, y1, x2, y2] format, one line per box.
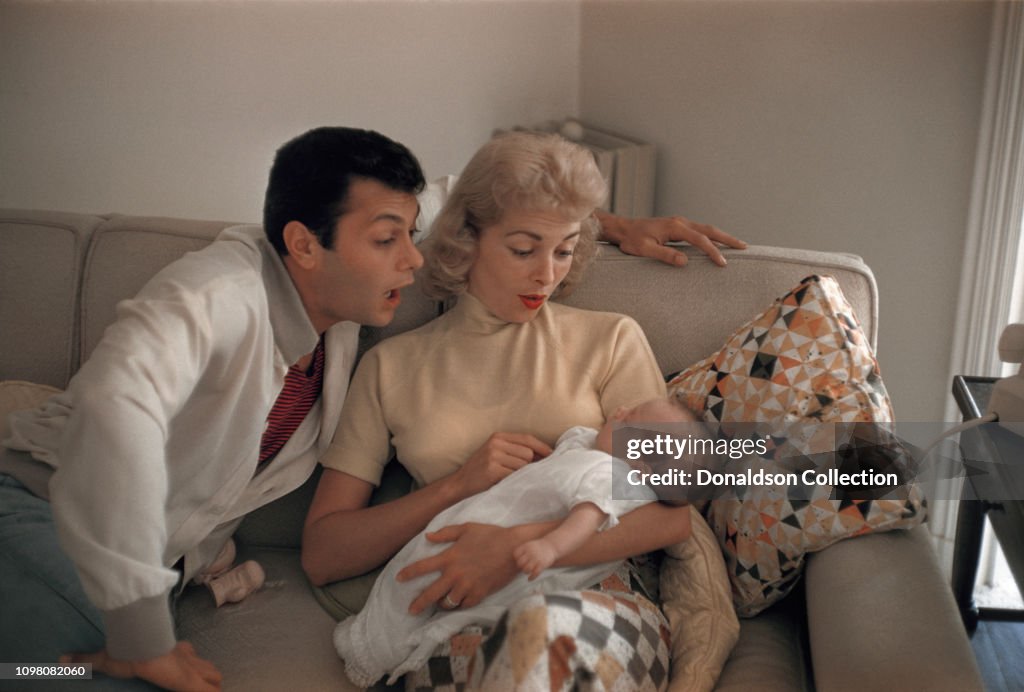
[4, 225, 360, 660]
[2, 179, 455, 660]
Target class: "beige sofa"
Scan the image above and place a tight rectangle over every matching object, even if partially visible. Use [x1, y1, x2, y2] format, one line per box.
[0, 208, 983, 691]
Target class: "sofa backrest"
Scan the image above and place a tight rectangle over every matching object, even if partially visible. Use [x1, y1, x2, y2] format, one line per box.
[1, 207, 877, 395]
[561, 244, 877, 378]
[1, 209, 877, 550]
[1, 209, 102, 388]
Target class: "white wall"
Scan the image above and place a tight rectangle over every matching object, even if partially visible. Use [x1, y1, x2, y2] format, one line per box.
[0, 0, 995, 423]
[580, 0, 993, 423]
[0, 1, 580, 221]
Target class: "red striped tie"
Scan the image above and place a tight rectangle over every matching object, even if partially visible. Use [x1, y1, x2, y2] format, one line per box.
[258, 336, 326, 469]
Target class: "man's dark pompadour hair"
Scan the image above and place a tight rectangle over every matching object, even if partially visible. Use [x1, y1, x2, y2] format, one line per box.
[263, 127, 426, 254]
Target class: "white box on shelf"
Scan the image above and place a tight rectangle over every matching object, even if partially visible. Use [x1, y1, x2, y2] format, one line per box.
[577, 123, 656, 218]
[494, 120, 656, 218]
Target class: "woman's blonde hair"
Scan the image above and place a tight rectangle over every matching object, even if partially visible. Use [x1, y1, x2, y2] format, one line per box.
[420, 131, 608, 300]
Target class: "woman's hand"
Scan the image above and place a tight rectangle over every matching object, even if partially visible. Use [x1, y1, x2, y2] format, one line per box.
[60, 641, 222, 691]
[447, 433, 553, 501]
[396, 522, 550, 615]
[596, 210, 747, 267]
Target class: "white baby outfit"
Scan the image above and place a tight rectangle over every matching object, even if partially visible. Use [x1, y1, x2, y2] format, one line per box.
[333, 426, 655, 685]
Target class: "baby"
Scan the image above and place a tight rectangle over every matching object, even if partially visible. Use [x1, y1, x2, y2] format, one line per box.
[333, 395, 698, 687]
[514, 395, 698, 579]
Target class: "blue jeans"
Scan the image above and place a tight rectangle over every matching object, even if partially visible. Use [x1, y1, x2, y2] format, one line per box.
[0, 473, 158, 691]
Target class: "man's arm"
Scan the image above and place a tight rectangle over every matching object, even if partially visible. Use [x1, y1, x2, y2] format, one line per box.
[47, 278, 251, 686]
[51, 298, 208, 659]
[595, 209, 747, 267]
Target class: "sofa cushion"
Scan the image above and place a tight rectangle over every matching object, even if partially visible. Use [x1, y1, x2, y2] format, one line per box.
[660, 506, 740, 692]
[712, 592, 811, 692]
[667, 276, 925, 616]
[175, 547, 372, 691]
[0, 209, 103, 388]
[804, 525, 982, 691]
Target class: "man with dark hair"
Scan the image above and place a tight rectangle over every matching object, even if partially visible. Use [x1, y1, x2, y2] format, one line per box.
[262, 127, 427, 255]
[0, 125, 743, 690]
[0, 127, 426, 691]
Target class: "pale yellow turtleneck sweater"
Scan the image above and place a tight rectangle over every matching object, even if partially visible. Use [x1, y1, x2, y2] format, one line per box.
[322, 292, 666, 488]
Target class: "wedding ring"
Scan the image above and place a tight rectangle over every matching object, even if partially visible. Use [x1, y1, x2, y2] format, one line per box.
[442, 594, 460, 610]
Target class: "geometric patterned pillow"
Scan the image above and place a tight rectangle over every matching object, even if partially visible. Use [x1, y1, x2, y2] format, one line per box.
[668, 275, 890, 426]
[667, 275, 926, 616]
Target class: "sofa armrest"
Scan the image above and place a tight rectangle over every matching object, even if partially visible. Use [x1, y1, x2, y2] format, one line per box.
[803, 525, 982, 692]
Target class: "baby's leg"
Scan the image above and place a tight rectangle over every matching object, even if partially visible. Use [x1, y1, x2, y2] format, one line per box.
[192, 538, 236, 584]
[514, 502, 607, 580]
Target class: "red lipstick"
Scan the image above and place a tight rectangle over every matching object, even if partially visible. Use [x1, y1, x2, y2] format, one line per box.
[519, 294, 545, 310]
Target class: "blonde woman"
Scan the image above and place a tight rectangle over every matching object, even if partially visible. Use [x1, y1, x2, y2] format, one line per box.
[304, 132, 707, 689]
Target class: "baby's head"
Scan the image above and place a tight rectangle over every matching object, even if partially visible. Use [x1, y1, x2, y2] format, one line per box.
[595, 395, 698, 456]
[599, 395, 709, 507]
